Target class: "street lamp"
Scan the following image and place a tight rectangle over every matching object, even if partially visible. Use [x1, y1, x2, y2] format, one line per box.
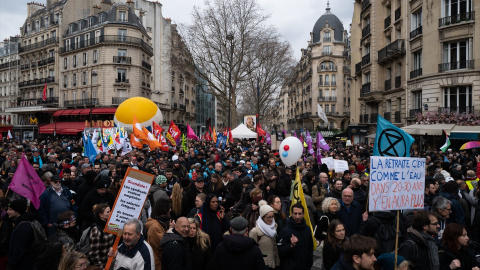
[226, 33, 234, 129]
[90, 71, 98, 122]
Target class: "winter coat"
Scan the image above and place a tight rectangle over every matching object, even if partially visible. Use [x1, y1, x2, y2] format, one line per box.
[79, 189, 114, 228]
[187, 236, 212, 270]
[277, 217, 314, 270]
[398, 229, 439, 270]
[149, 185, 169, 206]
[315, 211, 338, 241]
[38, 186, 77, 227]
[264, 166, 281, 190]
[337, 200, 363, 237]
[323, 241, 343, 270]
[312, 183, 327, 211]
[160, 230, 192, 270]
[7, 212, 37, 270]
[209, 234, 266, 270]
[438, 244, 478, 270]
[249, 223, 280, 268]
[113, 235, 155, 270]
[145, 218, 167, 270]
[439, 192, 465, 225]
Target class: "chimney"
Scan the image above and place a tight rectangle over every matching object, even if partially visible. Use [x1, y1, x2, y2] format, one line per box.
[27, 2, 45, 18]
[126, 0, 135, 9]
[46, 0, 61, 9]
[101, 0, 113, 12]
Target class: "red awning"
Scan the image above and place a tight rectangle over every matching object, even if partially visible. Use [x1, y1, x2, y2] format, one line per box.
[92, 108, 117, 114]
[0, 126, 13, 132]
[79, 109, 91, 115]
[61, 109, 74, 115]
[39, 122, 85, 135]
[53, 110, 65, 116]
[70, 109, 84, 115]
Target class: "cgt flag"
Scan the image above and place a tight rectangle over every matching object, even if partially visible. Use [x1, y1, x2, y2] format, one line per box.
[373, 115, 415, 157]
[290, 167, 317, 251]
[166, 121, 181, 147]
[9, 155, 46, 209]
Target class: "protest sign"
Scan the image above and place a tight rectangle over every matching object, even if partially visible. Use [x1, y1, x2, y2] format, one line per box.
[369, 156, 425, 212]
[105, 168, 154, 234]
[333, 159, 348, 172]
[321, 157, 334, 170]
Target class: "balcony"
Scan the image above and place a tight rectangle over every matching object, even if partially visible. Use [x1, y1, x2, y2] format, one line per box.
[19, 37, 59, 53]
[361, 82, 371, 96]
[377, 39, 405, 64]
[318, 96, 337, 102]
[38, 57, 55, 67]
[19, 76, 55, 88]
[322, 51, 333, 56]
[409, 108, 422, 117]
[394, 111, 401, 123]
[360, 114, 369, 123]
[64, 98, 99, 107]
[113, 56, 132, 64]
[384, 112, 391, 122]
[395, 7, 401, 21]
[395, 76, 401, 88]
[438, 106, 475, 114]
[301, 112, 312, 119]
[112, 97, 128, 105]
[323, 37, 331, 42]
[318, 82, 323, 87]
[60, 35, 153, 55]
[142, 61, 151, 71]
[115, 79, 129, 83]
[0, 60, 19, 70]
[317, 66, 337, 73]
[385, 79, 391, 91]
[439, 11, 475, 27]
[343, 66, 351, 74]
[362, 0, 371, 10]
[410, 68, 422, 79]
[362, 53, 371, 66]
[355, 61, 362, 74]
[12, 97, 59, 108]
[370, 113, 378, 123]
[438, 60, 474, 72]
[384, 15, 391, 29]
[362, 24, 371, 39]
[324, 82, 330, 86]
[410, 26, 422, 39]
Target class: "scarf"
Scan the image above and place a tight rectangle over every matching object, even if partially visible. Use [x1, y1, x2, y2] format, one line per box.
[408, 227, 439, 270]
[256, 217, 277, 238]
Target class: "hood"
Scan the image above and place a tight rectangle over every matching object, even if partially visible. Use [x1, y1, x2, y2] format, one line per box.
[286, 217, 307, 230]
[160, 231, 185, 247]
[222, 235, 257, 253]
[372, 211, 396, 222]
[14, 212, 35, 225]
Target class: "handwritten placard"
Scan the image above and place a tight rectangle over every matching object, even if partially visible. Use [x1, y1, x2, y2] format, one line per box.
[369, 157, 425, 211]
[333, 159, 349, 172]
[321, 157, 334, 170]
[105, 168, 154, 234]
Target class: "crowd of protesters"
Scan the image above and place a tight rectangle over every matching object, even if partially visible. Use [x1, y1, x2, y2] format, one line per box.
[0, 136, 479, 270]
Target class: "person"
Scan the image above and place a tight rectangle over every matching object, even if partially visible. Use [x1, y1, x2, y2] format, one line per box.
[326, 179, 343, 200]
[195, 194, 229, 250]
[432, 196, 452, 240]
[268, 195, 286, 233]
[184, 177, 205, 216]
[337, 188, 366, 237]
[358, 211, 398, 256]
[145, 198, 173, 270]
[315, 197, 340, 241]
[439, 181, 465, 225]
[110, 219, 155, 270]
[38, 174, 78, 236]
[375, 253, 409, 270]
[7, 199, 38, 270]
[277, 202, 314, 270]
[160, 217, 192, 270]
[187, 218, 212, 270]
[249, 204, 280, 270]
[438, 223, 480, 270]
[50, 210, 77, 252]
[58, 251, 90, 270]
[333, 234, 377, 270]
[312, 172, 328, 213]
[89, 203, 116, 268]
[398, 210, 440, 270]
[170, 183, 183, 220]
[188, 193, 206, 218]
[79, 175, 114, 229]
[322, 219, 347, 270]
[149, 175, 169, 206]
[36, 241, 65, 270]
[264, 158, 281, 193]
[209, 216, 265, 270]
[205, 173, 224, 198]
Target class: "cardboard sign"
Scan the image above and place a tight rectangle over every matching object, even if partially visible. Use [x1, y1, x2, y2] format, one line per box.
[369, 157, 425, 211]
[333, 159, 349, 172]
[105, 168, 154, 234]
[321, 157, 334, 170]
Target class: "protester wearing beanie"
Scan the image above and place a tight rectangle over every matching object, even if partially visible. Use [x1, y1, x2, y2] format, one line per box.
[249, 204, 280, 269]
[78, 175, 114, 230]
[7, 199, 37, 269]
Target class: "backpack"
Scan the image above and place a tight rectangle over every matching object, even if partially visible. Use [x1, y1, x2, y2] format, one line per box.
[20, 220, 47, 256]
[372, 216, 397, 255]
[76, 223, 101, 255]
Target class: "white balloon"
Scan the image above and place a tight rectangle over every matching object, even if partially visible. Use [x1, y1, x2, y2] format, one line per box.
[279, 137, 303, 167]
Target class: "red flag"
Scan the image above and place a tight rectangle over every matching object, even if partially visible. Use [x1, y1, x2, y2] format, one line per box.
[42, 83, 47, 101]
[166, 121, 181, 146]
[257, 123, 266, 137]
[9, 156, 46, 209]
[228, 127, 233, 143]
[152, 121, 164, 137]
[209, 125, 213, 134]
[205, 132, 212, 141]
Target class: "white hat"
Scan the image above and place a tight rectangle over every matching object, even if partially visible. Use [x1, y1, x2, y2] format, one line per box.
[259, 204, 274, 218]
[445, 177, 454, 182]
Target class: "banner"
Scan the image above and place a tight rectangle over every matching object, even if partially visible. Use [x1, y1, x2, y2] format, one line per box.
[105, 168, 154, 234]
[166, 121, 181, 147]
[373, 115, 415, 157]
[369, 156, 425, 211]
[9, 156, 46, 209]
[333, 159, 349, 172]
[244, 115, 257, 132]
[321, 157, 334, 170]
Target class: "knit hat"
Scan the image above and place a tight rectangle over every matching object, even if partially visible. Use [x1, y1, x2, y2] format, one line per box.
[259, 204, 274, 218]
[155, 175, 167, 185]
[357, 164, 366, 172]
[230, 217, 248, 231]
[376, 253, 406, 270]
[9, 199, 27, 214]
[96, 176, 111, 189]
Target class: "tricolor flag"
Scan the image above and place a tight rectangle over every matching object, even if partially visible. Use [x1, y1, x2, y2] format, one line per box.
[439, 129, 451, 152]
[7, 130, 12, 139]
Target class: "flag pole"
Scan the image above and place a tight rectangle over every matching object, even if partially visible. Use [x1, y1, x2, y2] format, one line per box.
[394, 210, 400, 270]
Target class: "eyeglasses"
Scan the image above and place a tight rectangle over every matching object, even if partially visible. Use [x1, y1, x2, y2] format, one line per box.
[52, 180, 61, 184]
[264, 215, 274, 219]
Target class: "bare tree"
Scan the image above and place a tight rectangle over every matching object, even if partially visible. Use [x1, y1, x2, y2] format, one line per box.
[183, 0, 294, 127]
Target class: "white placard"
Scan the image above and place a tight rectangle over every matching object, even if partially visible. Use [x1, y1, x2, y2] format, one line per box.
[333, 159, 349, 172]
[369, 157, 425, 211]
[321, 157, 334, 170]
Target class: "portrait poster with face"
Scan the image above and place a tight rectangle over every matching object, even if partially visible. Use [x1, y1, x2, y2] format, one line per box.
[244, 115, 257, 132]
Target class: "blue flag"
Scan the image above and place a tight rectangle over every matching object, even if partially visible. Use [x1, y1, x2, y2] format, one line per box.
[373, 115, 415, 157]
[216, 134, 223, 148]
[86, 136, 97, 163]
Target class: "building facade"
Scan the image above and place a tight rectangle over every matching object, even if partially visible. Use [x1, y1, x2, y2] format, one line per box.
[0, 37, 20, 138]
[275, 4, 351, 132]
[351, 0, 480, 141]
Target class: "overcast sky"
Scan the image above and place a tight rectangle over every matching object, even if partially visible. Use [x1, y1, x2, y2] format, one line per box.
[1, 0, 354, 60]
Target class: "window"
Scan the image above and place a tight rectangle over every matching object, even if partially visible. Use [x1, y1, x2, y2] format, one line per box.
[413, 91, 422, 109]
[51, 30, 56, 38]
[119, 11, 127, 22]
[320, 61, 335, 71]
[324, 104, 329, 113]
[92, 70, 98, 84]
[442, 0, 473, 20]
[323, 46, 331, 54]
[117, 89, 127, 97]
[75, 36, 80, 49]
[325, 75, 330, 86]
[118, 29, 127, 42]
[54, 13, 59, 23]
[364, 72, 371, 83]
[411, 10, 422, 31]
[45, 16, 49, 28]
[118, 49, 127, 56]
[413, 50, 422, 71]
[117, 69, 127, 82]
[331, 104, 336, 114]
[82, 71, 88, 85]
[331, 75, 336, 86]
[442, 40, 471, 70]
[72, 73, 77, 86]
[82, 52, 88, 65]
[82, 91, 88, 100]
[73, 55, 77, 67]
[386, 100, 392, 112]
[36, 20, 40, 32]
[64, 92, 68, 103]
[323, 32, 331, 42]
[73, 92, 77, 101]
[443, 86, 473, 113]
[93, 50, 98, 63]
[85, 33, 90, 47]
[95, 30, 101, 43]
[27, 23, 31, 35]
[63, 57, 69, 70]
[318, 76, 323, 86]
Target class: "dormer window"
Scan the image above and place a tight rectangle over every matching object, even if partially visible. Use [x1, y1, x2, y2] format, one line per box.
[27, 23, 31, 35]
[323, 32, 331, 42]
[119, 11, 127, 22]
[99, 13, 106, 23]
[45, 16, 49, 28]
[36, 20, 40, 32]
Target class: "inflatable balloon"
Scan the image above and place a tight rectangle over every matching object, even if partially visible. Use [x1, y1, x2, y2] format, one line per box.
[114, 97, 163, 128]
[279, 137, 303, 167]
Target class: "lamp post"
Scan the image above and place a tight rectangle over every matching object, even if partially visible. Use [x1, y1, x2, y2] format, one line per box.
[226, 33, 234, 129]
[90, 71, 97, 122]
